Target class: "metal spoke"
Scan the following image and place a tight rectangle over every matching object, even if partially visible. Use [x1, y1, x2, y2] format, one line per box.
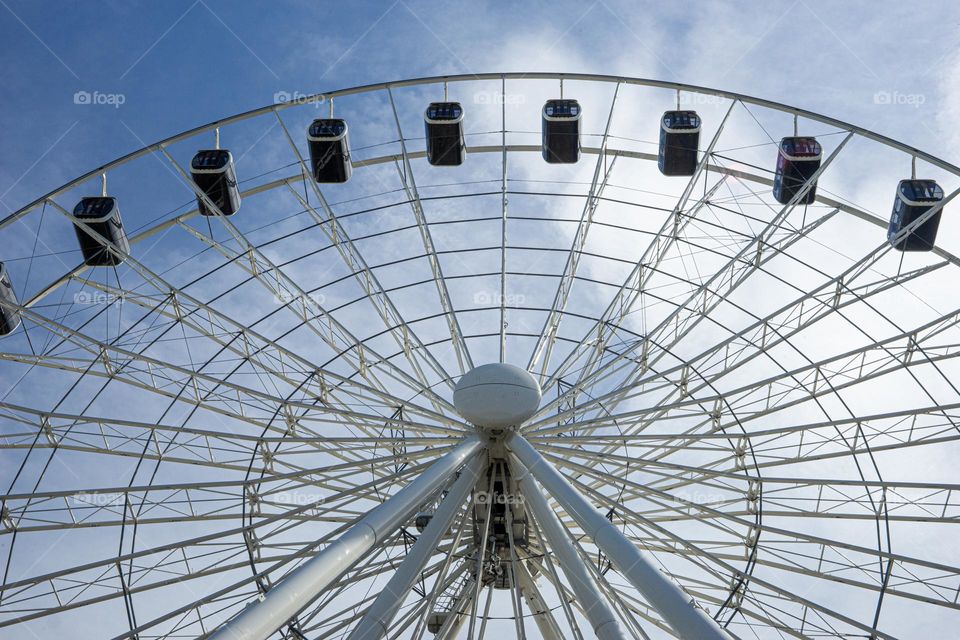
[528, 82, 621, 380]
[387, 86, 473, 374]
[4, 73, 960, 640]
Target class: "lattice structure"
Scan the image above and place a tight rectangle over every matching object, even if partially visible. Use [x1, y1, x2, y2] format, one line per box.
[1, 73, 959, 639]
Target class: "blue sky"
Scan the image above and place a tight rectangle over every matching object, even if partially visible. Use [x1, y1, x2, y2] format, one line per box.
[2, 2, 960, 638]
[1, 0, 959, 217]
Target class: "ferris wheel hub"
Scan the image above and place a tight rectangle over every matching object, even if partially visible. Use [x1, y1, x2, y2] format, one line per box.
[453, 363, 541, 431]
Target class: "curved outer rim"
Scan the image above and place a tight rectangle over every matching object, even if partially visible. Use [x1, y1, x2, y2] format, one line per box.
[12, 72, 960, 314]
[22, 143, 960, 311]
[2, 73, 945, 637]
[6, 71, 959, 227]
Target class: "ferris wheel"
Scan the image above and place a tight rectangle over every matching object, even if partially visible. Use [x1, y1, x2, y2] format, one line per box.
[1, 72, 959, 640]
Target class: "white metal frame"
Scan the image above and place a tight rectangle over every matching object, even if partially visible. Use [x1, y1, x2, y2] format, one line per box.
[1, 73, 959, 640]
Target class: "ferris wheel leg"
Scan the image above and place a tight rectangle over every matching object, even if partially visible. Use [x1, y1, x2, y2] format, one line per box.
[512, 454, 628, 640]
[506, 432, 731, 640]
[435, 583, 475, 639]
[347, 453, 485, 640]
[514, 548, 568, 640]
[209, 435, 485, 640]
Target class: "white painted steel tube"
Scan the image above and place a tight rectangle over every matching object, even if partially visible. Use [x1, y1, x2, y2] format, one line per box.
[514, 559, 565, 640]
[209, 435, 484, 640]
[512, 455, 628, 640]
[348, 453, 485, 640]
[506, 432, 729, 640]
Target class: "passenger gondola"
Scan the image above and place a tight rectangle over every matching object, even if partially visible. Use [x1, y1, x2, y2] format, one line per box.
[424, 102, 465, 166]
[888, 179, 945, 251]
[191, 149, 241, 216]
[71, 197, 130, 266]
[773, 136, 822, 205]
[542, 99, 581, 164]
[658, 110, 701, 176]
[307, 119, 352, 183]
[0, 262, 20, 336]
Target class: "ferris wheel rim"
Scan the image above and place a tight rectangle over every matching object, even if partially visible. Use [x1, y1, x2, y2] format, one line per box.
[4, 70, 960, 233]
[2, 71, 959, 639]
[19, 142, 960, 316]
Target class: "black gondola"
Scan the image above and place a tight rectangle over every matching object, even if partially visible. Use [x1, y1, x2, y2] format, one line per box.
[71, 197, 130, 266]
[542, 99, 581, 164]
[424, 102, 465, 166]
[658, 110, 701, 176]
[773, 136, 822, 205]
[307, 119, 352, 183]
[0, 262, 20, 336]
[888, 179, 945, 251]
[191, 149, 241, 216]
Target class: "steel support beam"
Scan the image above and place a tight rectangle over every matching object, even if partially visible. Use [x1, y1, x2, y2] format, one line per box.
[514, 559, 565, 640]
[209, 435, 484, 640]
[512, 454, 628, 640]
[348, 453, 485, 640]
[506, 432, 729, 640]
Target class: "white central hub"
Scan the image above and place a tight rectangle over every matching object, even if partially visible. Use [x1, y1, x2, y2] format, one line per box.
[453, 363, 542, 431]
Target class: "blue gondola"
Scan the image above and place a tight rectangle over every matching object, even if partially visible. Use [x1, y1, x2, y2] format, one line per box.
[0, 262, 20, 336]
[658, 110, 701, 176]
[191, 149, 240, 216]
[71, 197, 130, 266]
[424, 102, 465, 166]
[773, 136, 822, 205]
[307, 119, 352, 183]
[542, 99, 581, 164]
[888, 179, 944, 251]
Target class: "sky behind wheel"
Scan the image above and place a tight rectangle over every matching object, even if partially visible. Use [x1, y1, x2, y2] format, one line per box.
[1, 2, 960, 639]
